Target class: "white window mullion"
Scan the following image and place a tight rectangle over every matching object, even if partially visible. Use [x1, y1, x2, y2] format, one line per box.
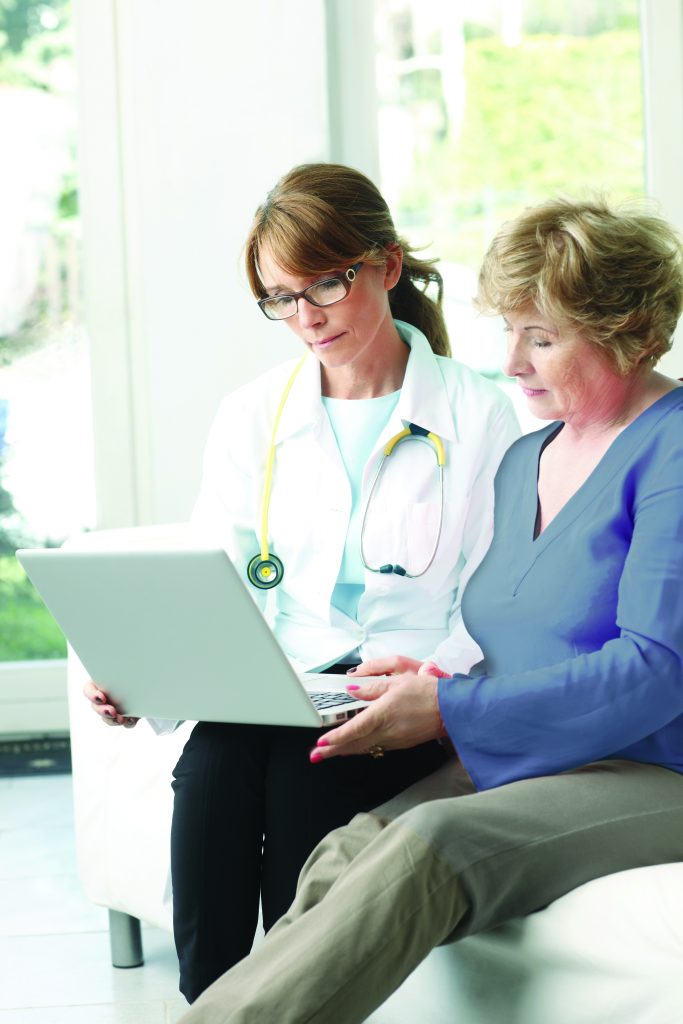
[324, 0, 381, 182]
[639, 0, 683, 372]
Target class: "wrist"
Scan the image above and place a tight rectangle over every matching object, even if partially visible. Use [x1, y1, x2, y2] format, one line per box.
[432, 678, 448, 738]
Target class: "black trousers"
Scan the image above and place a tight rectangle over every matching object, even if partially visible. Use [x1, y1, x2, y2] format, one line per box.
[171, 707, 447, 1003]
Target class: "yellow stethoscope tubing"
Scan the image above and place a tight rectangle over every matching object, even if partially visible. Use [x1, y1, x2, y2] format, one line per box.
[252, 356, 446, 584]
[258, 354, 308, 562]
[383, 426, 445, 466]
[360, 432, 446, 578]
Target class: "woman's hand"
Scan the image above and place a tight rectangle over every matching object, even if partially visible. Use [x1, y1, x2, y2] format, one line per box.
[346, 655, 424, 678]
[310, 666, 449, 763]
[347, 655, 450, 680]
[83, 679, 139, 728]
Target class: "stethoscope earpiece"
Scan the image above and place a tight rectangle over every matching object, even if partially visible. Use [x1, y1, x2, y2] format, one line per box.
[246, 553, 284, 590]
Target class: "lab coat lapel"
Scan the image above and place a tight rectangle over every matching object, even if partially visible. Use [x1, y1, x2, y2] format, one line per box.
[368, 322, 458, 462]
[270, 349, 349, 509]
[395, 322, 459, 442]
[273, 353, 324, 443]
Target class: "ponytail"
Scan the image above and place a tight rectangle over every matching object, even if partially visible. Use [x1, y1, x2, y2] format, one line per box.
[389, 248, 451, 357]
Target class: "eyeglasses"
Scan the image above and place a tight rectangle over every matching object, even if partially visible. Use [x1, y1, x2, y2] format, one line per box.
[257, 263, 362, 321]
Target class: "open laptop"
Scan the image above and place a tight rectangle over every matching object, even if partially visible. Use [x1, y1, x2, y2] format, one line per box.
[16, 546, 369, 727]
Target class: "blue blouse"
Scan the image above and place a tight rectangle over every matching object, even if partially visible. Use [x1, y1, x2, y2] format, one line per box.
[438, 387, 683, 791]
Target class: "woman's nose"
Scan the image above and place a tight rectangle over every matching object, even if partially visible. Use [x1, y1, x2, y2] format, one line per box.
[502, 332, 527, 377]
[296, 297, 325, 327]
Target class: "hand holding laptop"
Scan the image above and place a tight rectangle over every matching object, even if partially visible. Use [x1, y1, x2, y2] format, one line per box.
[83, 678, 139, 728]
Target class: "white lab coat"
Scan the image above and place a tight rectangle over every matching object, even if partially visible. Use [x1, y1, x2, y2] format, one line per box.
[192, 321, 520, 675]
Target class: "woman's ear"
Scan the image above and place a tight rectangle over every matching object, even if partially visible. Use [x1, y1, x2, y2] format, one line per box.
[383, 244, 403, 290]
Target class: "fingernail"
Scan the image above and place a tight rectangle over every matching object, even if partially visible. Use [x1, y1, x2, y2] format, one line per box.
[104, 709, 115, 718]
[346, 683, 360, 691]
[94, 695, 105, 704]
[316, 736, 330, 747]
[309, 750, 323, 763]
[346, 666, 357, 674]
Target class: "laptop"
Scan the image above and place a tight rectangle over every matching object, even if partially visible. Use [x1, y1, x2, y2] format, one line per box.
[16, 546, 369, 727]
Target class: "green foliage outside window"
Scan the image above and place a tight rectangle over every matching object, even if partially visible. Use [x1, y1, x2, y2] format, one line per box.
[0, 555, 66, 659]
[395, 30, 643, 268]
[0, 0, 74, 662]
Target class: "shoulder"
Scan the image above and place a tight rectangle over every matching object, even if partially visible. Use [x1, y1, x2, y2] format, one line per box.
[631, 388, 683, 486]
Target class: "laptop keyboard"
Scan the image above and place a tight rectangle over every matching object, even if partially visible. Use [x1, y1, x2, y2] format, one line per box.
[308, 691, 359, 710]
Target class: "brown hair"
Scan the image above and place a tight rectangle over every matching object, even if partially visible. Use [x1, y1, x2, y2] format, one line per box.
[476, 196, 683, 374]
[245, 163, 451, 357]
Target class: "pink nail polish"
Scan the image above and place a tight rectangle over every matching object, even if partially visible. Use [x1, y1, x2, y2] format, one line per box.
[316, 736, 330, 747]
[346, 683, 360, 691]
[309, 750, 323, 763]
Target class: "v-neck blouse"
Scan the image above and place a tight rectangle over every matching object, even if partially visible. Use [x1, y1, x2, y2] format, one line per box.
[438, 387, 683, 791]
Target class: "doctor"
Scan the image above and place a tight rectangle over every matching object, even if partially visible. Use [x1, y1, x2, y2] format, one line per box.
[86, 161, 519, 1003]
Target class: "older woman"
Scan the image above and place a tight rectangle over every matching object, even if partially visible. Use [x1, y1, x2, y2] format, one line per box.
[179, 196, 683, 1024]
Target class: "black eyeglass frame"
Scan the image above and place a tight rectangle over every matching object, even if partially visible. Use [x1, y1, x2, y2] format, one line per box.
[257, 263, 363, 320]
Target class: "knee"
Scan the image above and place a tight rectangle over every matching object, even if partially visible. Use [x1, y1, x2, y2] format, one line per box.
[397, 800, 456, 856]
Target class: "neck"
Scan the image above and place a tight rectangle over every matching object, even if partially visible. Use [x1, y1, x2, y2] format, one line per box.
[321, 320, 409, 399]
[562, 370, 677, 443]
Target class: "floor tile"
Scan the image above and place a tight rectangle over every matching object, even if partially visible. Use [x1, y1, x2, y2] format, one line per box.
[0, 1001, 170, 1023]
[0, 824, 77, 879]
[0, 872, 107, 935]
[0, 927, 180, 1010]
[0, 775, 74, 830]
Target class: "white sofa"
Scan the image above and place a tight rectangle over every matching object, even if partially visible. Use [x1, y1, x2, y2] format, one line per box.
[66, 527, 683, 1023]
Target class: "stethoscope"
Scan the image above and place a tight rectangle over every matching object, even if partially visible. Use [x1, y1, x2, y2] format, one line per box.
[246, 355, 446, 589]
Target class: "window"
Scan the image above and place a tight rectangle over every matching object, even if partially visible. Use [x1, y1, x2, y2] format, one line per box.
[0, 0, 92, 664]
[374, 0, 644, 405]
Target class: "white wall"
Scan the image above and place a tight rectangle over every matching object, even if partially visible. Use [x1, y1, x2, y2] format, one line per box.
[76, 0, 330, 527]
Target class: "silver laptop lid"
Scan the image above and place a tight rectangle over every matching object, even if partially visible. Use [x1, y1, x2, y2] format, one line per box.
[17, 547, 326, 727]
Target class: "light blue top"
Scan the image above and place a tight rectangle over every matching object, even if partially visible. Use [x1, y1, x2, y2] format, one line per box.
[439, 387, 683, 791]
[322, 390, 400, 622]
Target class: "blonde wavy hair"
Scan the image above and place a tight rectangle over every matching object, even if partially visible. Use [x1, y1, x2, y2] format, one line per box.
[245, 163, 451, 357]
[477, 196, 683, 374]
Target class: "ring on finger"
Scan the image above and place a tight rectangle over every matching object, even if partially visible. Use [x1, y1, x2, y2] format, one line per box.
[368, 744, 385, 760]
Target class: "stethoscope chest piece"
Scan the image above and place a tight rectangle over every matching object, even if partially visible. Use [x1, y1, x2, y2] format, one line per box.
[247, 553, 284, 590]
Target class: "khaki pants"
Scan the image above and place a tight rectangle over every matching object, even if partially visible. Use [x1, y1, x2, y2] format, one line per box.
[179, 758, 683, 1024]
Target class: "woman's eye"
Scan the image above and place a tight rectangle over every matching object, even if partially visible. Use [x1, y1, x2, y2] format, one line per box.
[532, 339, 551, 348]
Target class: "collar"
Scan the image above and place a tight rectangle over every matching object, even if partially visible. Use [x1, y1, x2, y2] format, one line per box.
[393, 321, 458, 443]
[274, 319, 458, 444]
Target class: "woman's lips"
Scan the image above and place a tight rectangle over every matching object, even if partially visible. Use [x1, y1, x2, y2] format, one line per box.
[520, 385, 548, 397]
[312, 332, 344, 348]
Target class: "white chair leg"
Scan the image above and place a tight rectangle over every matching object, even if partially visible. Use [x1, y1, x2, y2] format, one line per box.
[109, 909, 144, 968]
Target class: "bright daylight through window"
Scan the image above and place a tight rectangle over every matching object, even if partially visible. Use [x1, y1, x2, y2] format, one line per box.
[374, 0, 644, 390]
[0, 0, 92, 663]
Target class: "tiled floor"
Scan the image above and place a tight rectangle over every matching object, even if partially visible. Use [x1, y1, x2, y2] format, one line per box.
[0, 773, 187, 1023]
